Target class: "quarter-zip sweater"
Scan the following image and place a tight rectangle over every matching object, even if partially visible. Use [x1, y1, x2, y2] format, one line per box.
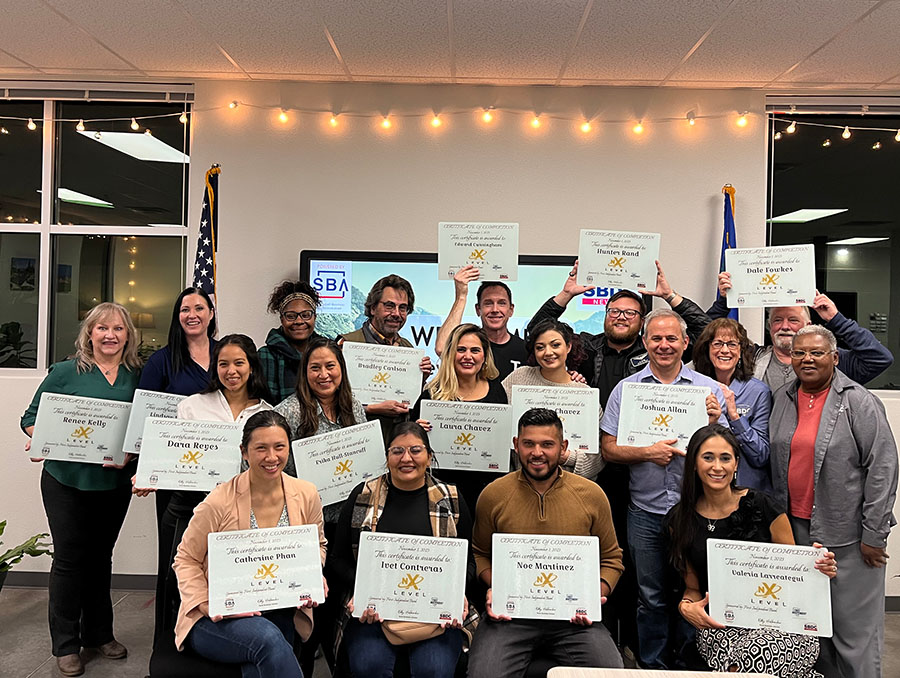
[472, 469, 624, 591]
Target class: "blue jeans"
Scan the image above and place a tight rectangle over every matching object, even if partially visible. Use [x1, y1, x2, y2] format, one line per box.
[345, 620, 462, 678]
[187, 610, 303, 678]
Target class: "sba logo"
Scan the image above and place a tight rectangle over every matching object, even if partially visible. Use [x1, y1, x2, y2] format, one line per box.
[652, 414, 672, 427]
[454, 432, 474, 446]
[398, 573, 424, 590]
[533, 572, 558, 588]
[313, 271, 349, 299]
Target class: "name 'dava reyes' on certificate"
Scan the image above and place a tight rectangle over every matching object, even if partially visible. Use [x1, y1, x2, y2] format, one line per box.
[492, 534, 602, 621]
[419, 400, 512, 472]
[510, 385, 600, 454]
[122, 388, 186, 454]
[438, 222, 519, 281]
[30, 393, 131, 466]
[208, 524, 325, 618]
[341, 341, 426, 405]
[353, 532, 467, 624]
[707, 539, 832, 637]
[724, 244, 815, 308]
[134, 418, 243, 492]
[291, 420, 385, 507]
[576, 229, 660, 290]
[617, 382, 710, 450]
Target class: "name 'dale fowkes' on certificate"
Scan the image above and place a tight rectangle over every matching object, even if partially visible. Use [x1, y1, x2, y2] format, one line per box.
[30, 393, 131, 465]
[725, 244, 815, 308]
[707, 539, 832, 637]
[122, 388, 186, 454]
[419, 400, 512, 471]
[438, 222, 519, 281]
[576, 229, 660, 290]
[291, 420, 385, 507]
[341, 342, 425, 405]
[208, 525, 325, 618]
[134, 418, 243, 491]
[492, 534, 602, 621]
[353, 532, 467, 624]
[617, 382, 710, 450]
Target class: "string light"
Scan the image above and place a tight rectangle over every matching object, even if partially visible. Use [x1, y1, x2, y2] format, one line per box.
[0, 127, 7, 134]
[632, 121, 644, 134]
[686, 111, 696, 126]
[229, 101, 238, 109]
[842, 126, 851, 139]
[895, 129, 900, 142]
[380, 116, 392, 129]
[76, 119, 85, 132]
[822, 139, 831, 147]
[736, 113, 748, 127]
[530, 116, 541, 129]
[278, 109, 289, 123]
[580, 120, 592, 133]
[179, 112, 188, 124]
[774, 131, 783, 140]
[482, 108, 494, 123]
[130, 117, 139, 130]
[144, 128, 152, 136]
[27, 118, 36, 130]
[329, 115, 338, 127]
[873, 141, 882, 150]
[786, 120, 797, 134]
[431, 115, 442, 128]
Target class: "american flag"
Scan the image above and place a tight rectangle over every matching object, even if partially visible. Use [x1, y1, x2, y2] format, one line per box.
[192, 164, 221, 299]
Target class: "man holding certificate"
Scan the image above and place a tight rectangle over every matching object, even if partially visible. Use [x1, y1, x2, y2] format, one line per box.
[600, 308, 726, 670]
[467, 408, 624, 676]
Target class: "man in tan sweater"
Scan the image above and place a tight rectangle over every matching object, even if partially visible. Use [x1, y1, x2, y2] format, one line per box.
[467, 408, 625, 676]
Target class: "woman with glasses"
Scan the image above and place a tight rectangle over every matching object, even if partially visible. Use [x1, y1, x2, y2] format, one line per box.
[327, 422, 473, 678]
[259, 281, 324, 405]
[691, 318, 772, 492]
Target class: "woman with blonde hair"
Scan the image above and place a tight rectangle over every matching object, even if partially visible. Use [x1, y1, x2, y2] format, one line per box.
[21, 302, 142, 677]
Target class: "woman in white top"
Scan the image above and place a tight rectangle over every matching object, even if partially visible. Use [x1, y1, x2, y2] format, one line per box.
[502, 318, 603, 480]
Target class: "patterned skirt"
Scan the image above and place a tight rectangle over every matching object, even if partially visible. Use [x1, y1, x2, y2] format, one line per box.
[697, 627, 822, 678]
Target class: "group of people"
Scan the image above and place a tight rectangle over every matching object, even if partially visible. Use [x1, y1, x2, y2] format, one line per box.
[20, 257, 897, 678]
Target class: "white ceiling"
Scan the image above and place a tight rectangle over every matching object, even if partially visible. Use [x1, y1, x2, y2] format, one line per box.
[1, 0, 900, 90]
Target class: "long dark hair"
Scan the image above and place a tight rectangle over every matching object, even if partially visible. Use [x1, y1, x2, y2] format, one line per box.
[241, 410, 292, 450]
[293, 337, 360, 438]
[166, 287, 216, 374]
[693, 318, 756, 382]
[668, 424, 741, 576]
[202, 334, 271, 402]
[525, 318, 586, 370]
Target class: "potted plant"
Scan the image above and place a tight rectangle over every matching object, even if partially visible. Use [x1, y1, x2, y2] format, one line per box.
[0, 520, 52, 592]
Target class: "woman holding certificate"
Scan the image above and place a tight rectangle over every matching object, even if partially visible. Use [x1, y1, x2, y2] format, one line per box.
[502, 318, 602, 480]
[21, 302, 142, 677]
[668, 424, 836, 677]
[328, 422, 473, 678]
[691, 318, 772, 492]
[173, 410, 326, 677]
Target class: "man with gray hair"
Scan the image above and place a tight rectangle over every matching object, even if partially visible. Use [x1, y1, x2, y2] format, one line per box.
[600, 308, 728, 669]
[709, 273, 892, 391]
[770, 324, 898, 678]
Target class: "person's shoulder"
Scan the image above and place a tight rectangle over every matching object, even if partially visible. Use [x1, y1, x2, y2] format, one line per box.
[507, 333, 526, 348]
[562, 471, 608, 499]
[47, 358, 79, 377]
[144, 346, 171, 367]
[480, 472, 520, 500]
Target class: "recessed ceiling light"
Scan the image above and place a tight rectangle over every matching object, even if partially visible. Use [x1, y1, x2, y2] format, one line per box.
[767, 209, 848, 224]
[77, 130, 189, 164]
[827, 237, 889, 246]
[37, 188, 114, 208]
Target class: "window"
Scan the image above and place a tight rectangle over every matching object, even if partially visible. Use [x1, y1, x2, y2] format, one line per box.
[0, 233, 40, 367]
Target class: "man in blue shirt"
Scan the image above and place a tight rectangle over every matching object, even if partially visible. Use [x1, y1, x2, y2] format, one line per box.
[601, 308, 727, 669]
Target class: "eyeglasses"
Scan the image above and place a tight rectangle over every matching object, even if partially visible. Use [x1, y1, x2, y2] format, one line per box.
[710, 340, 740, 350]
[607, 308, 641, 320]
[387, 445, 427, 457]
[379, 301, 411, 314]
[282, 310, 315, 322]
[790, 349, 833, 359]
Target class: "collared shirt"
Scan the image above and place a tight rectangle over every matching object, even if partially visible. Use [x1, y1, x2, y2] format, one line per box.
[597, 342, 631, 408]
[362, 320, 404, 346]
[601, 363, 727, 514]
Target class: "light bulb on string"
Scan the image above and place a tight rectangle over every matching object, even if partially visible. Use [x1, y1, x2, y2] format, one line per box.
[686, 112, 696, 126]
[785, 120, 797, 134]
[482, 109, 494, 123]
[229, 101, 239, 109]
[329, 115, 338, 128]
[76, 119, 85, 132]
[873, 141, 882, 150]
[842, 126, 851, 139]
[144, 128, 152, 136]
[278, 109, 289, 123]
[530, 116, 540, 129]
[130, 118, 139, 130]
[822, 139, 831, 147]
[895, 129, 900, 142]
[633, 121, 644, 134]
[179, 112, 188, 124]
[736, 113, 748, 127]
[0, 127, 7, 135]
[27, 118, 37, 130]
[580, 120, 592, 133]
[431, 115, 442, 128]
[774, 132, 782, 140]
[381, 116, 392, 129]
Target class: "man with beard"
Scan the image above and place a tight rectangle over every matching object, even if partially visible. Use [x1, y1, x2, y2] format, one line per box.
[708, 272, 892, 391]
[467, 408, 624, 676]
[434, 266, 526, 380]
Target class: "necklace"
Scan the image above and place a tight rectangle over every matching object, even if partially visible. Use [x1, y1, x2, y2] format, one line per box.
[706, 518, 718, 532]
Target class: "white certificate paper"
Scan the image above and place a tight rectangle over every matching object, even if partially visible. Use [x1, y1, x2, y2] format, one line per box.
[617, 382, 710, 450]
[291, 420, 385, 506]
[707, 539, 832, 637]
[420, 401, 511, 471]
[342, 342, 425, 405]
[492, 534, 602, 621]
[122, 389, 186, 454]
[725, 244, 815, 308]
[208, 525, 325, 618]
[577, 229, 660, 290]
[353, 532, 467, 623]
[510, 386, 600, 454]
[30, 393, 131, 465]
[133, 418, 243, 491]
[438, 222, 519, 281]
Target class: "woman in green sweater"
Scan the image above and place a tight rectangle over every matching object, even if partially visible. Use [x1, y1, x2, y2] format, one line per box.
[21, 302, 142, 677]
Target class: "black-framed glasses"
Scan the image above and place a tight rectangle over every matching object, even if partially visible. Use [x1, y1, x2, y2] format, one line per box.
[790, 349, 832, 359]
[282, 310, 315, 322]
[379, 301, 411, 314]
[387, 445, 427, 457]
[607, 308, 641, 320]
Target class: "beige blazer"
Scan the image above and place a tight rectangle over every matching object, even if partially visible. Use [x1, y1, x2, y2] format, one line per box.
[172, 471, 327, 650]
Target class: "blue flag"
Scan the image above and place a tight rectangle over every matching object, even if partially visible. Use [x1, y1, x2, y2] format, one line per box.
[719, 189, 738, 320]
[191, 165, 220, 302]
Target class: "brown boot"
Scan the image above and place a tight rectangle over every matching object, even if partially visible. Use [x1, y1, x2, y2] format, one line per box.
[56, 654, 84, 677]
[97, 640, 128, 659]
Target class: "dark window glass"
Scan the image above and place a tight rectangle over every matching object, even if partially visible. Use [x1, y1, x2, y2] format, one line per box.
[0, 232, 40, 368]
[0, 101, 43, 225]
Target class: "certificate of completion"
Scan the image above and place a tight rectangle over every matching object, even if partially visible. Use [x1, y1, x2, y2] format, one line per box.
[30, 393, 131, 465]
[133, 418, 243, 491]
[725, 244, 815, 308]
[707, 539, 832, 637]
[342, 342, 425, 405]
[510, 386, 600, 454]
[617, 382, 710, 450]
[438, 222, 519, 281]
[122, 389, 186, 454]
[208, 525, 325, 618]
[419, 401, 511, 471]
[492, 534, 602, 621]
[353, 532, 467, 624]
[291, 420, 385, 506]
[577, 229, 660, 290]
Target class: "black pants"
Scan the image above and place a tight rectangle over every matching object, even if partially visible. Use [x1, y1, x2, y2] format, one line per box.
[40, 469, 132, 657]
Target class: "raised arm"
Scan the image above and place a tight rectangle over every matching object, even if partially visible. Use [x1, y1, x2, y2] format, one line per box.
[435, 265, 479, 357]
[526, 259, 594, 339]
[814, 292, 894, 384]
